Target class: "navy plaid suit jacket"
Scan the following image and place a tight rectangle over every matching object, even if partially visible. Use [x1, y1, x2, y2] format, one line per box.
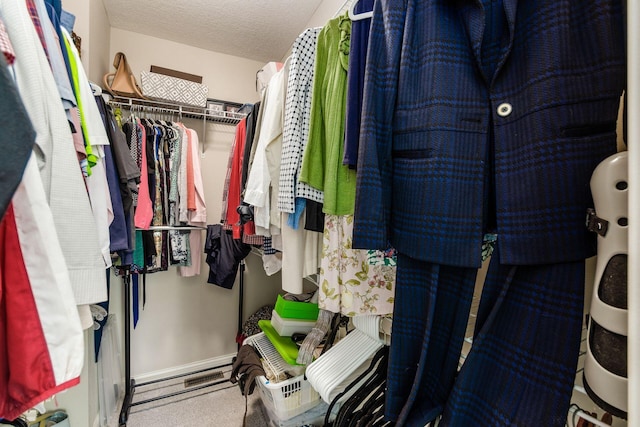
[352, 0, 625, 267]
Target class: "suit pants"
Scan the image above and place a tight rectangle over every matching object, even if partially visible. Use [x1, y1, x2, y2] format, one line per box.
[389, 243, 585, 426]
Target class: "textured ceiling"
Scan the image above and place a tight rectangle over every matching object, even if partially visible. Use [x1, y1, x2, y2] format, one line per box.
[102, 0, 326, 63]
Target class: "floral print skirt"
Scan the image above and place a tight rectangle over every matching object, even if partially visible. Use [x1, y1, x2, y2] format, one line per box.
[318, 214, 396, 316]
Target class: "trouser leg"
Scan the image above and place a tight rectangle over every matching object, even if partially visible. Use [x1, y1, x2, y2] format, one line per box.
[440, 243, 584, 426]
[386, 254, 478, 426]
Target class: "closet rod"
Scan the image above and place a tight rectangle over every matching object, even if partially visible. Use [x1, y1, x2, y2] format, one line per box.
[627, 0, 639, 424]
[137, 225, 207, 231]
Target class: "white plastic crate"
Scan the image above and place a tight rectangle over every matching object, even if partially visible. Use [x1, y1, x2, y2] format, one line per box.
[246, 333, 321, 420]
[260, 397, 330, 427]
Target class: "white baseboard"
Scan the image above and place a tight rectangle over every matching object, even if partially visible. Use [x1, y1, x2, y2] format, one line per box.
[92, 413, 100, 427]
[134, 353, 236, 383]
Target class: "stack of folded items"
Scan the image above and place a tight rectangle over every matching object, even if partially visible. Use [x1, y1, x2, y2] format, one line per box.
[258, 293, 320, 365]
[271, 294, 319, 337]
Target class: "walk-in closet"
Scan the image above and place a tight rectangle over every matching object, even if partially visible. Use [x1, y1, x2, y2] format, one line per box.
[0, 0, 636, 426]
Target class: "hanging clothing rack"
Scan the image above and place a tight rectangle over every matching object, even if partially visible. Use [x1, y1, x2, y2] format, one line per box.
[115, 106, 246, 425]
[117, 263, 241, 426]
[109, 96, 247, 125]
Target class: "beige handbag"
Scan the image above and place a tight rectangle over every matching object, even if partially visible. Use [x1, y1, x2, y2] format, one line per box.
[102, 52, 145, 99]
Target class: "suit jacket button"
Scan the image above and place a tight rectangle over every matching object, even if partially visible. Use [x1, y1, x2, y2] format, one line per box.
[497, 103, 512, 117]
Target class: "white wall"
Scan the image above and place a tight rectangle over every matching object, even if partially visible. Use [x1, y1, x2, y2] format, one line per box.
[63, 0, 110, 83]
[88, 0, 110, 84]
[110, 28, 263, 104]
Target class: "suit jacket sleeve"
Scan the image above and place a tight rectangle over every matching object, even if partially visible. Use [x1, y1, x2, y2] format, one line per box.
[352, 0, 406, 250]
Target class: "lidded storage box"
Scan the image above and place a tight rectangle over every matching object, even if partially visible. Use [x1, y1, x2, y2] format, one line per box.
[140, 71, 208, 107]
[274, 295, 319, 320]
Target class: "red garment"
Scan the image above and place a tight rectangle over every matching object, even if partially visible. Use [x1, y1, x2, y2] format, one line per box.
[0, 18, 15, 65]
[225, 119, 247, 238]
[0, 205, 79, 420]
[25, 0, 48, 60]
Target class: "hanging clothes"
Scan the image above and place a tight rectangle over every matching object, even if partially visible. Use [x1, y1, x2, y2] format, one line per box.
[278, 27, 323, 213]
[299, 13, 354, 216]
[178, 127, 206, 277]
[342, 0, 373, 168]
[318, 215, 395, 316]
[241, 101, 261, 195]
[94, 96, 139, 257]
[0, 0, 107, 307]
[1, 157, 83, 421]
[353, 0, 625, 425]
[63, 29, 113, 270]
[0, 50, 33, 220]
[0, 55, 76, 418]
[292, 14, 396, 313]
[244, 60, 289, 236]
[276, 27, 324, 294]
[0, 18, 15, 65]
[224, 118, 248, 237]
[204, 224, 251, 289]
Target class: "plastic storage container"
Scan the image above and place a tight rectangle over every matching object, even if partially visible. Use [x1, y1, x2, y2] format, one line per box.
[246, 333, 321, 421]
[258, 320, 300, 365]
[255, 373, 321, 421]
[259, 398, 330, 427]
[271, 310, 316, 337]
[274, 295, 319, 320]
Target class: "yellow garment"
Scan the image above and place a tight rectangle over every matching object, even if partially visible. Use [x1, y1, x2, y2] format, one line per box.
[62, 30, 97, 174]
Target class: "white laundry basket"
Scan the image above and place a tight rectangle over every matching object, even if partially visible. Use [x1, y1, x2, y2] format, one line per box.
[245, 333, 320, 421]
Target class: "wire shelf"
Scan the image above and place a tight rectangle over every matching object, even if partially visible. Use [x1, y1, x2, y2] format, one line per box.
[109, 96, 246, 125]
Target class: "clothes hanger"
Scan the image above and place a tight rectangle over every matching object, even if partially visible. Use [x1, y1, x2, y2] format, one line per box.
[324, 346, 388, 426]
[310, 330, 365, 400]
[346, 385, 385, 427]
[341, 370, 386, 425]
[348, 0, 373, 21]
[328, 347, 389, 426]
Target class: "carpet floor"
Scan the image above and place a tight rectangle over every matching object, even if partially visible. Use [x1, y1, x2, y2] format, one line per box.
[123, 366, 269, 427]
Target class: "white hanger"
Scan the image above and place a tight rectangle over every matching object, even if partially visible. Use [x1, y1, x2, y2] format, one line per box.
[306, 328, 384, 403]
[348, 0, 373, 21]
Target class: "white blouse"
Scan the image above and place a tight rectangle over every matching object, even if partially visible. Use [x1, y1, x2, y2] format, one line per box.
[244, 60, 289, 235]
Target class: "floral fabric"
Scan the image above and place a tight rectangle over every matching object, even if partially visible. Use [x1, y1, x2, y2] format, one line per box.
[319, 214, 395, 316]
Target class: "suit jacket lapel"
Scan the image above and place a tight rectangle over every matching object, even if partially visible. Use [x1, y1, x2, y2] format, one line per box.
[494, 0, 518, 79]
[458, 0, 485, 76]
[458, 0, 519, 85]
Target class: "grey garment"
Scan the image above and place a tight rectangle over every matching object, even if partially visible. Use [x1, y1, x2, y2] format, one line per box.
[244, 89, 267, 194]
[240, 101, 259, 195]
[101, 101, 140, 213]
[0, 56, 35, 219]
